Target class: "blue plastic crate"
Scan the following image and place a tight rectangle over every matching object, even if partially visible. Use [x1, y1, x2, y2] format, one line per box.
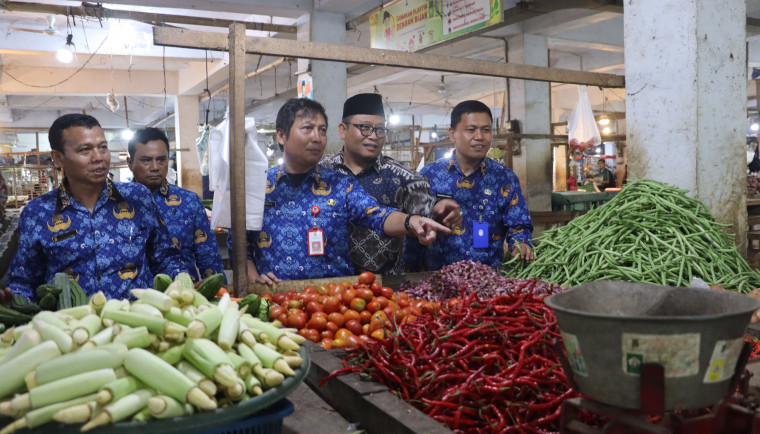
[199, 399, 294, 434]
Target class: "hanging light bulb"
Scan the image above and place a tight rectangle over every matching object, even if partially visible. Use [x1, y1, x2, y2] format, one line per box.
[56, 34, 75, 63]
[121, 129, 134, 140]
[598, 115, 611, 126]
[389, 114, 400, 125]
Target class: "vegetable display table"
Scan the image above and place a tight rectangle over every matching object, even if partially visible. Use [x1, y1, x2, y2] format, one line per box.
[551, 191, 618, 211]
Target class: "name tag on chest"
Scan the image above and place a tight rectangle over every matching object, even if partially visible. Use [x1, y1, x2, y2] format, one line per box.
[52, 229, 78, 243]
[473, 222, 489, 248]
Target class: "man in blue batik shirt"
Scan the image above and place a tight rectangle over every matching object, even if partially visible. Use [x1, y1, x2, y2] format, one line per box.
[417, 100, 536, 270]
[127, 128, 225, 282]
[245, 98, 450, 285]
[8, 114, 185, 301]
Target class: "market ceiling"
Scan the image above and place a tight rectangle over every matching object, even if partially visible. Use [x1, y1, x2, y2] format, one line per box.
[0, 0, 759, 147]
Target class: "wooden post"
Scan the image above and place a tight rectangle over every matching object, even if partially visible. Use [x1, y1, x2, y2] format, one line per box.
[228, 23, 248, 298]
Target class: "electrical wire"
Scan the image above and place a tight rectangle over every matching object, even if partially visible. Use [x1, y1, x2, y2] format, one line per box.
[2, 35, 108, 88]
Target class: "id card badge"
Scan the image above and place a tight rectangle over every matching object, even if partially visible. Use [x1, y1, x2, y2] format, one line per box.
[308, 228, 325, 256]
[473, 222, 489, 248]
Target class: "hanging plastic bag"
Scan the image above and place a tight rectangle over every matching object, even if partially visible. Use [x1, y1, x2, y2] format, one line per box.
[567, 85, 601, 153]
[208, 108, 267, 231]
[196, 124, 210, 176]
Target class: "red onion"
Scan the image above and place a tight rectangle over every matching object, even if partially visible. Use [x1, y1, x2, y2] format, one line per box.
[401, 260, 566, 301]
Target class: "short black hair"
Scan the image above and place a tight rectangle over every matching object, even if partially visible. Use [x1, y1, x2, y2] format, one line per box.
[275, 98, 328, 141]
[383, 11, 391, 20]
[128, 127, 170, 159]
[450, 100, 492, 130]
[48, 113, 101, 153]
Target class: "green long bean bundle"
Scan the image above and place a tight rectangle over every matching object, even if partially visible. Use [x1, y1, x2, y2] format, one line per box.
[505, 179, 760, 293]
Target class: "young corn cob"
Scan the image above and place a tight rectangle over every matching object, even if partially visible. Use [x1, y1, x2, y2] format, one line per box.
[244, 373, 263, 396]
[95, 376, 145, 405]
[122, 348, 216, 411]
[237, 319, 259, 347]
[0, 340, 61, 399]
[164, 279, 182, 298]
[88, 291, 107, 315]
[179, 288, 195, 306]
[156, 343, 184, 365]
[11, 324, 31, 341]
[192, 291, 210, 307]
[186, 304, 222, 338]
[182, 338, 240, 388]
[56, 305, 95, 320]
[0, 326, 15, 347]
[1, 328, 40, 364]
[223, 378, 245, 400]
[52, 400, 98, 424]
[129, 302, 164, 318]
[283, 354, 304, 368]
[240, 315, 300, 351]
[175, 361, 217, 398]
[10, 368, 117, 411]
[174, 272, 195, 292]
[33, 318, 73, 353]
[82, 326, 115, 349]
[99, 299, 129, 326]
[131, 406, 154, 422]
[217, 305, 241, 350]
[147, 395, 191, 419]
[33, 311, 70, 330]
[102, 310, 186, 339]
[251, 342, 295, 376]
[130, 289, 178, 311]
[239, 342, 284, 389]
[70, 314, 103, 346]
[113, 326, 152, 349]
[81, 389, 154, 432]
[225, 350, 251, 377]
[163, 306, 194, 327]
[0, 393, 98, 434]
[251, 364, 284, 389]
[25, 342, 127, 388]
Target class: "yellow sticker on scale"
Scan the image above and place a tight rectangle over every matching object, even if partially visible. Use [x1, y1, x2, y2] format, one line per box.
[703, 337, 744, 383]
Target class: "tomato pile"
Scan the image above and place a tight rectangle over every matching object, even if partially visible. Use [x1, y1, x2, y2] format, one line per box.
[262, 272, 440, 349]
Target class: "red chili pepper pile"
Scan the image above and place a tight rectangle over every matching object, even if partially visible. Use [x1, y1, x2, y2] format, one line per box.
[745, 335, 760, 359]
[322, 281, 577, 433]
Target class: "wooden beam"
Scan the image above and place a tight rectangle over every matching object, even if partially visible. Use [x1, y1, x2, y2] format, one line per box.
[153, 27, 625, 88]
[228, 23, 247, 298]
[1, 1, 296, 34]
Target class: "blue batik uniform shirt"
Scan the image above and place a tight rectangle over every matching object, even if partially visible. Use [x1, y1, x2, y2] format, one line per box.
[9, 178, 186, 301]
[419, 153, 534, 269]
[152, 180, 224, 281]
[320, 150, 434, 275]
[247, 164, 397, 280]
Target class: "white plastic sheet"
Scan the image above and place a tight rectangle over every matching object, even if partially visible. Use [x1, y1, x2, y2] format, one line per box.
[567, 85, 601, 153]
[208, 109, 267, 231]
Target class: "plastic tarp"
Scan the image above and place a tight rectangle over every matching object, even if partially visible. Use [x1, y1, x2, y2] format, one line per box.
[207, 109, 267, 231]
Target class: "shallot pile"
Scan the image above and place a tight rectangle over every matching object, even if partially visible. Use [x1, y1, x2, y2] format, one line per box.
[400, 260, 565, 301]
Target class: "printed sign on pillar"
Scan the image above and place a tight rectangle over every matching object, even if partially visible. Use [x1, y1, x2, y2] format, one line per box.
[297, 74, 314, 100]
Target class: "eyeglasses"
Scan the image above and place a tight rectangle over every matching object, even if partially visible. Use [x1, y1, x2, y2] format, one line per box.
[349, 123, 390, 139]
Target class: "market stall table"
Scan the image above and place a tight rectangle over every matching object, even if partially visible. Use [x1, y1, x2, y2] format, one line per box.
[551, 190, 618, 211]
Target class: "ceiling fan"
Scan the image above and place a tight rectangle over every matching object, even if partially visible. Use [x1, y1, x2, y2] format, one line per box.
[7, 14, 60, 36]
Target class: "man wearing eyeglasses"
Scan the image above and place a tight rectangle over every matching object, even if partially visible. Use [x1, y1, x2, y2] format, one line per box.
[320, 93, 462, 275]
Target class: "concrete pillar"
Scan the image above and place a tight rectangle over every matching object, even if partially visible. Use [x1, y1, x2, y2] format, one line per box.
[508, 33, 552, 211]
[174, 95, 202, 196]
[625, 0, 747, 249]
[297, 10, 346, 153]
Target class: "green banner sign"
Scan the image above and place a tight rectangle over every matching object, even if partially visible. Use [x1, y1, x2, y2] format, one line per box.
[369, 0, 502, 52]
